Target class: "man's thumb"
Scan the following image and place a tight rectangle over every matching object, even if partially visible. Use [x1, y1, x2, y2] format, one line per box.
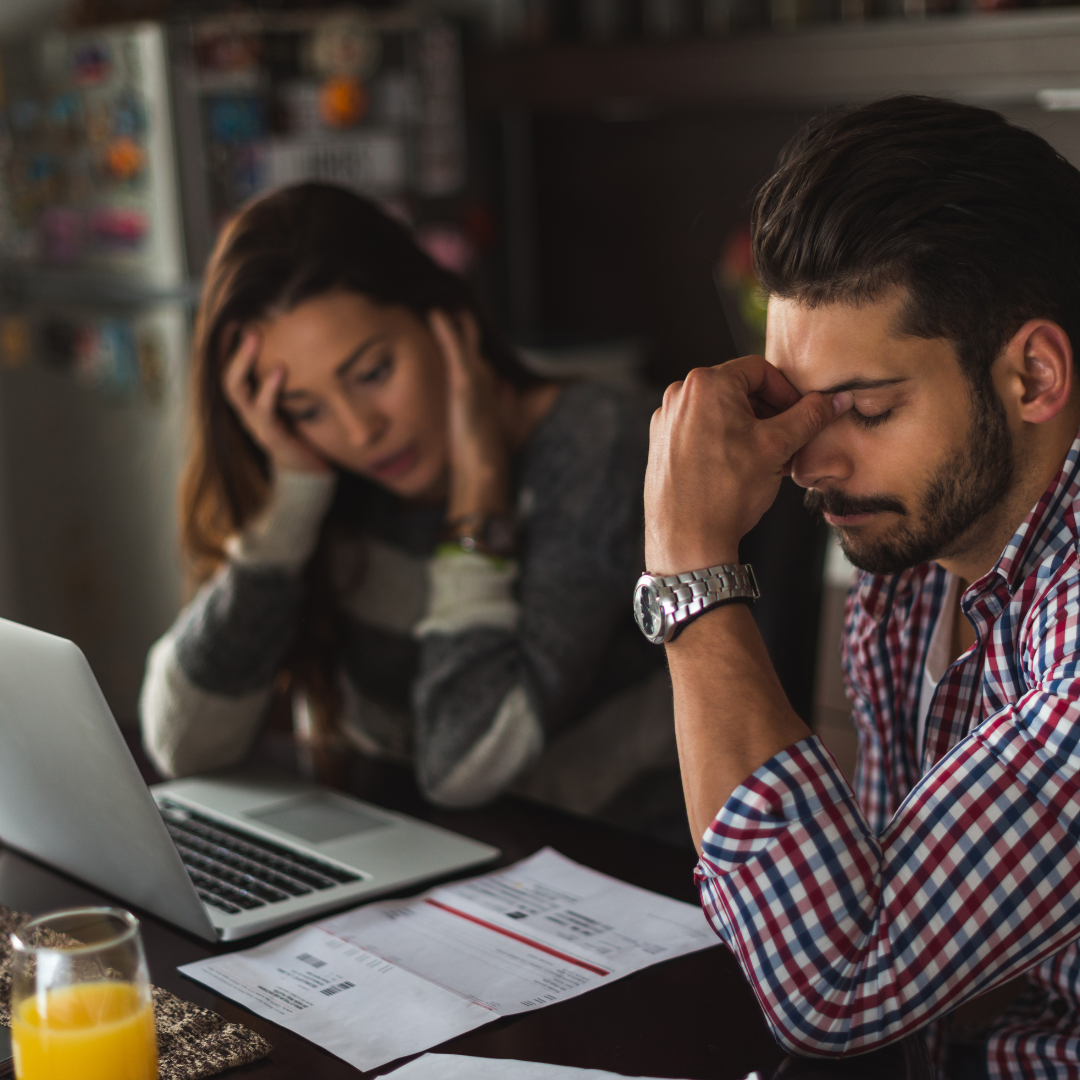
[764, 391, 853, 460]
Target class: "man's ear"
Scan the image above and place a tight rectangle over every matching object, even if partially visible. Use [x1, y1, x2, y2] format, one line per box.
[996, 320, 1074, 425]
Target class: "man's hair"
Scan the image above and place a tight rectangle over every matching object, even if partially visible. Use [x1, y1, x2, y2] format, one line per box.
[752, 95, 1080, 388]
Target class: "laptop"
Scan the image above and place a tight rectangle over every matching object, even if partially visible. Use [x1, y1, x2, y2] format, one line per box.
[0, 617, 499, 942]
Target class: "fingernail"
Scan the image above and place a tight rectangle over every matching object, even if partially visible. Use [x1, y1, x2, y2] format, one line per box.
[832, 391, 854, 416]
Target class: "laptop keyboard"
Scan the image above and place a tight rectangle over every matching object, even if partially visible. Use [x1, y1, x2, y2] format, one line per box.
[157, 800, 362, 916]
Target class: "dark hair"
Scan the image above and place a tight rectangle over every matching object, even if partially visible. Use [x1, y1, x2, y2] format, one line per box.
[180, 182, 540, 777]
[184, 181, 536, 574]
[751, 95, 1080, 391]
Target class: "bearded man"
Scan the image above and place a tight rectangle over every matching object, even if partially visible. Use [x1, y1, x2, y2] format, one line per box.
[637, 95, 1080, 1078]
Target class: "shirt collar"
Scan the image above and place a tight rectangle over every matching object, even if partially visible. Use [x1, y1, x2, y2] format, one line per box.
[988, 427, 1080, 596]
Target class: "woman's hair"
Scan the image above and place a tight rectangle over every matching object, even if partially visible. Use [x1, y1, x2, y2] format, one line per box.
[180, 182, 539, 776]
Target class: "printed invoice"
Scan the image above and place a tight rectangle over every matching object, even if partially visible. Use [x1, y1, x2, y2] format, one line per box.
[179, 847, 717, 1071]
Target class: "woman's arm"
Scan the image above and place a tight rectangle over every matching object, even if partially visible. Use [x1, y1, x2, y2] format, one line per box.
[411, 384, 653, 806]
[139, 470, 336, 777]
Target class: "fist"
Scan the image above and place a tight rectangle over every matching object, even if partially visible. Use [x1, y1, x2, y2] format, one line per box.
[644, 356, 851, 576]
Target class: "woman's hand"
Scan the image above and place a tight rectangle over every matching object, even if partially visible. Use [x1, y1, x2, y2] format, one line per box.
[222, 328, 330, 475]
[430, 310, 510, 521]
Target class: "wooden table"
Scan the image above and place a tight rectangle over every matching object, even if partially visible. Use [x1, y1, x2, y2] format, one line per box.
[0, 742, 930, 1080]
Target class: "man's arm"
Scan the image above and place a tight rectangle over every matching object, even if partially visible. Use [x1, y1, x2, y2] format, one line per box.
[667, 605, 809, 852]
[644, 357, 851, 849]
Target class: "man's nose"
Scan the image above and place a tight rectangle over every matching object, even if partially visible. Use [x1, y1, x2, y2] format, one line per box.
[789, 424, 853, 490]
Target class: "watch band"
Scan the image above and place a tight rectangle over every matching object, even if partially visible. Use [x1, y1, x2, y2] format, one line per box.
[633, 563, 759, 645]
[442, 513, 517, 558]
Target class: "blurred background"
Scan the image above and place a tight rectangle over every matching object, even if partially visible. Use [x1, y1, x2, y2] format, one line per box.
[3, 0, 1080, 781]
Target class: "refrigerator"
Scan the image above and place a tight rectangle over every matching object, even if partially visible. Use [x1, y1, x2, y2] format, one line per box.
[0, 12, 468, 726]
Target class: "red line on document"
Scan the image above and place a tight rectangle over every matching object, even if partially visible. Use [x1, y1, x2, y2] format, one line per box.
[424, 899, 610, 976]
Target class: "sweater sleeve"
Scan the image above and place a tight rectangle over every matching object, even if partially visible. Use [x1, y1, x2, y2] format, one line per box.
[410, 385, 652, 807]
[139, 470, 336, 778]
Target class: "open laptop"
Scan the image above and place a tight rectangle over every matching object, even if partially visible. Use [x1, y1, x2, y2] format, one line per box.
[0, 617, 499, 942]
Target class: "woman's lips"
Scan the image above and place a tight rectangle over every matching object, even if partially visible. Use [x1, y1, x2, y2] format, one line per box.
[368, 442, 418, 480]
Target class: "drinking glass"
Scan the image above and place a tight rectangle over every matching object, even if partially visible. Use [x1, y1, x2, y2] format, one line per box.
[9, 907, 158, 1080]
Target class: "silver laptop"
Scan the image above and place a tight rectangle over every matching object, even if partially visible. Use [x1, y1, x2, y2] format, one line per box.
[0, 617, 499, 941]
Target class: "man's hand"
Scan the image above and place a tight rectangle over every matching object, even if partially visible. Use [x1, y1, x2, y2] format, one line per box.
[644, 356, 853, 575]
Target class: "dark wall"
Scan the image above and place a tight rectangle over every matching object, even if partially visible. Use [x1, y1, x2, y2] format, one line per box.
[521, 105, 827, 720]
[531, 108, 807, 382]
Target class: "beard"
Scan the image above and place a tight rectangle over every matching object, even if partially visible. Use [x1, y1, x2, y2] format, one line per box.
[803, 388, 1015, 577]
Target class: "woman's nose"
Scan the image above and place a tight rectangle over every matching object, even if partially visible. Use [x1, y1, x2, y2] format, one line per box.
[336, 399, 386, 448]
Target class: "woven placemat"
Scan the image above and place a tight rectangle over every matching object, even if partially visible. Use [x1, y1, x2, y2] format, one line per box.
[0, 906, 271, 1079]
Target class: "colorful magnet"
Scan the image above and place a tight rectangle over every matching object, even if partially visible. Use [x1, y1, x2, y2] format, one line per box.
[104, 136, 144, 181]
[197, 34, 260, 73]
[0, 316, 31, 369]
[309, 20, 382, 79]
[206, 96, 267, 143]
[48, 93, 81, 132]
[76, 319, 138, 397]
[88, 206, 147, 252]
[110, 93, 143, 138]
[71, 42, 112, 88]
[318, 76, 368, 129]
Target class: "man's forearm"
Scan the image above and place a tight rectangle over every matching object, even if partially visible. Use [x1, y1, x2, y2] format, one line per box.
[667, 602, 811, 852]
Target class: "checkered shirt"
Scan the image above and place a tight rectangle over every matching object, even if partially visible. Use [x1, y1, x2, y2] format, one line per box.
[696, 430, 1080, 1078]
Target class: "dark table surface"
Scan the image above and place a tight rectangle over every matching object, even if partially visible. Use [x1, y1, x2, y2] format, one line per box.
[0, 737, 928, 1080]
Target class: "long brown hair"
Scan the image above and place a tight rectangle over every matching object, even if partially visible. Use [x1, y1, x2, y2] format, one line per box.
[181, 182, 538, 777]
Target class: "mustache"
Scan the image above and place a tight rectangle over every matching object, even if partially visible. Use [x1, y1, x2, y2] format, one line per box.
[804, 488, 907, 518]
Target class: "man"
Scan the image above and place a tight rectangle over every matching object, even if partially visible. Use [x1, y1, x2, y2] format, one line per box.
[638, 95, 1080, 1078]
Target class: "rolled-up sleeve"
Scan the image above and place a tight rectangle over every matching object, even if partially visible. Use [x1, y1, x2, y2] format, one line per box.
[696, 620, 1080, 1060]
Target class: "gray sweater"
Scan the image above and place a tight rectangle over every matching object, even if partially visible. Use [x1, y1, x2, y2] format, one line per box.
[140, 383, 665, 808]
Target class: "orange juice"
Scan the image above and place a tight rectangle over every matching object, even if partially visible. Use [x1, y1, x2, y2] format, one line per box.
[11, 980, 157, 1080]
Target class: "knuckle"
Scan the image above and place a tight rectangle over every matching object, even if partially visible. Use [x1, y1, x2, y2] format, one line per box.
[661, 380, 683, 407]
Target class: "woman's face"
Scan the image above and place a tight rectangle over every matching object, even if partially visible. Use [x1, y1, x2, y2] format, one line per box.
[252, 290, 450, 500]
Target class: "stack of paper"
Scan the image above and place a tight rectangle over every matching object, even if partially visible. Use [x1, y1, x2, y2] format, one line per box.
[180, 847, 717, 1072]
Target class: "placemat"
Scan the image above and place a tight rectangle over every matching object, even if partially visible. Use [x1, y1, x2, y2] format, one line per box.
[0, 906, 271, 1079]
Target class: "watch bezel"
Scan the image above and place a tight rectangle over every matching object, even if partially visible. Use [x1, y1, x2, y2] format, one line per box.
[634, 575, 671, 645]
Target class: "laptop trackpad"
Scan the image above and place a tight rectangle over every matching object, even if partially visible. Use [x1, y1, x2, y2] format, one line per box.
[245, 794, 390, 844]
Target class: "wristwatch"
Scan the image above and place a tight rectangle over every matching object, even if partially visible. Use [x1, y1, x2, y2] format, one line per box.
[442, 513, 517, 558]
[633, 563, 759, 645]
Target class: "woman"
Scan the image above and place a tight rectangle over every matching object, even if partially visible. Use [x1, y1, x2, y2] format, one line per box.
[140, 182, 669, 812]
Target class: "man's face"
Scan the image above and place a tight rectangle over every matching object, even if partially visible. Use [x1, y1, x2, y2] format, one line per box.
[767, 288, 1014, 576]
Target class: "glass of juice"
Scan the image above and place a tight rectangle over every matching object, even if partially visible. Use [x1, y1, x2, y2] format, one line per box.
[9, 906, 158, 1080]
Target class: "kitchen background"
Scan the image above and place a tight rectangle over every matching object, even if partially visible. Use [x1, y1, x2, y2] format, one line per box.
[3, 0, 1080, 782]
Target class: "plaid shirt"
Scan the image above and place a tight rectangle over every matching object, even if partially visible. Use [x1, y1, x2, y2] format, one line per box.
[696, 430, 1080, 1078]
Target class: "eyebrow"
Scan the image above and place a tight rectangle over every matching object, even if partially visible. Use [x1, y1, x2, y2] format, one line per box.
[277, 335, 386, 400]
[335, 335, 386, 378]
[815, 377, 910, 395]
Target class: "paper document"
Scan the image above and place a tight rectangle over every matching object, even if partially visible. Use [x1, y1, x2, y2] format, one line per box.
[180, 847, 716, 1072]
[385, 1052, 695, 1079]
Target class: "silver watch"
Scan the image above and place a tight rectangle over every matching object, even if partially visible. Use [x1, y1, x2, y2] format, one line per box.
[633, 563, 759, 645]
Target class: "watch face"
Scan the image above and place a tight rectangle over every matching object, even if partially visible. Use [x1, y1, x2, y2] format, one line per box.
[634, 582, 664, 643]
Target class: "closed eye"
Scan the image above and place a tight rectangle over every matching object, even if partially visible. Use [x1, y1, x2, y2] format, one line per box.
[850, 407, 892, 430]
[354, 356, 392, 386]
[281, 401, 322, 424]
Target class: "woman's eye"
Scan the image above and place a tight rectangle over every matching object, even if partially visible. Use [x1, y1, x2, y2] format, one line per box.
[356, 356, 393, 386]
[282, 403, 322, 425]
[850, 407, 892, 430]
